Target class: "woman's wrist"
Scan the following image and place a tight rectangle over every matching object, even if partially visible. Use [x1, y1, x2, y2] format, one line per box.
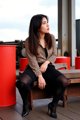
[45, 60, 50, 65]
[38, 74, 42, 78]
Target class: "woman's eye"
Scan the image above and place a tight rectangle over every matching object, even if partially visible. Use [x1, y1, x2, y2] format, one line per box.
[42, 21, 48, 24]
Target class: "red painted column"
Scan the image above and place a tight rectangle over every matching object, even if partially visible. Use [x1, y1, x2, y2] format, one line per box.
[0, 45, 16, 107]
[55, 56, 70, 69]
[19, 58, 29, 72]
[75, 57, 80, 69]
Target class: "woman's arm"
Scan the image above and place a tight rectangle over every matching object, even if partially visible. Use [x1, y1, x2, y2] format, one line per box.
[25, 39, 46, 89]
[25, 39, 42, 77]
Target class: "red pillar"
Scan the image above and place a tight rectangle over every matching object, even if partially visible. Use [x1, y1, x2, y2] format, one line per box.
[19, 58, 29, 72]
[55, 56, 70, 69]
[0, 45, 16, 107]
[75, 57, 80, 69]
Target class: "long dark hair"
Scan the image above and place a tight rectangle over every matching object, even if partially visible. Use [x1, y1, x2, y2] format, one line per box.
[28, 14, 52, 56]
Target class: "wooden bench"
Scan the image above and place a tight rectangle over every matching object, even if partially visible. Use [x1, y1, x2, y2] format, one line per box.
[17, 69, 80, 109]
[27, 69, 80, 109]
[60, 69, 80, 107]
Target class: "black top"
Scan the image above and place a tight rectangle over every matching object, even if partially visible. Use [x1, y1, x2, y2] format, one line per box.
[44, 48, 48, 58]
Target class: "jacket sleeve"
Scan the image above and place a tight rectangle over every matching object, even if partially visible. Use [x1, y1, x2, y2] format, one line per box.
[25, 40, 42, 77]
[47, 34, 57, 64]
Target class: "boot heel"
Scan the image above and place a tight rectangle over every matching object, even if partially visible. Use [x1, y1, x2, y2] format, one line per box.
[22, 104, 30, 117]
[48, 102, 57, 118]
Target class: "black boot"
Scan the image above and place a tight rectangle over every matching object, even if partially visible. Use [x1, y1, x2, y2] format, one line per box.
[16, 80, 30, 117]
[48, 102, 57, 118]
[22, 103, 30, 117]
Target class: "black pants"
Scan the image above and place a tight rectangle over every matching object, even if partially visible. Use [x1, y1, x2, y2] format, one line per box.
[19, 63, 68, 105]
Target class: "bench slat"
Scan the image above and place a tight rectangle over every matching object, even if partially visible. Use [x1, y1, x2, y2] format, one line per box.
[70, 79, 80, 83]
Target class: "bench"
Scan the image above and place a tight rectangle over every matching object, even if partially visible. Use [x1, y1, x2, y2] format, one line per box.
[17, 67, 80, 109]
[26, 69, 80, 109]
[60, 69, 80, 107]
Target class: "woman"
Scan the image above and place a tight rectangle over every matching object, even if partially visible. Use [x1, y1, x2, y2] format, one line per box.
[16, 14, 68, 118]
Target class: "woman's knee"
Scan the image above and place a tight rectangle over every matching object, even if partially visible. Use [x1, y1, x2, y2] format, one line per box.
[19, 74, 32, 89]
[57, 75, 68, 87]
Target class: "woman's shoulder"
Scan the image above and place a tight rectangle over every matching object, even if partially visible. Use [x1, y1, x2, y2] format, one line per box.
[50, 34, 56, 44]
[50, 34, 55, 40]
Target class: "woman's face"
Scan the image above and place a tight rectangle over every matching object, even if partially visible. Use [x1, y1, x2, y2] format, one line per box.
[39, 17, 49, 34]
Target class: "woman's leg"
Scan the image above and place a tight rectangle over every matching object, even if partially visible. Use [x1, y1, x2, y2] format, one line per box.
[16, 66, 37, 117]
[16, 80, 30, 116]
[42, 64, 68, 118]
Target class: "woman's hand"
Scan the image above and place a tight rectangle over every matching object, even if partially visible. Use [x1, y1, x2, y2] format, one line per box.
[38, 75, 46, 89]
[40, 60, 50, 73]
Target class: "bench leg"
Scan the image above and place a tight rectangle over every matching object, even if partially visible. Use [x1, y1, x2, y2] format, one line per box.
[63, 89, 68, 107]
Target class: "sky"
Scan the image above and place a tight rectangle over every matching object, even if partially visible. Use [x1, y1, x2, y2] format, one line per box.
[0, 0, 80, 42]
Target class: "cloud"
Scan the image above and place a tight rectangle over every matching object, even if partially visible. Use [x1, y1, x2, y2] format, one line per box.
[0, 0, 41, 22]
[39, 0, 57, 7]
[0, 0, 57, 41]
[0, 28, 27, 41]
[0, 0, 41, 41]
[76, 0, 80, 19]
[0, 0, 80, 42]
